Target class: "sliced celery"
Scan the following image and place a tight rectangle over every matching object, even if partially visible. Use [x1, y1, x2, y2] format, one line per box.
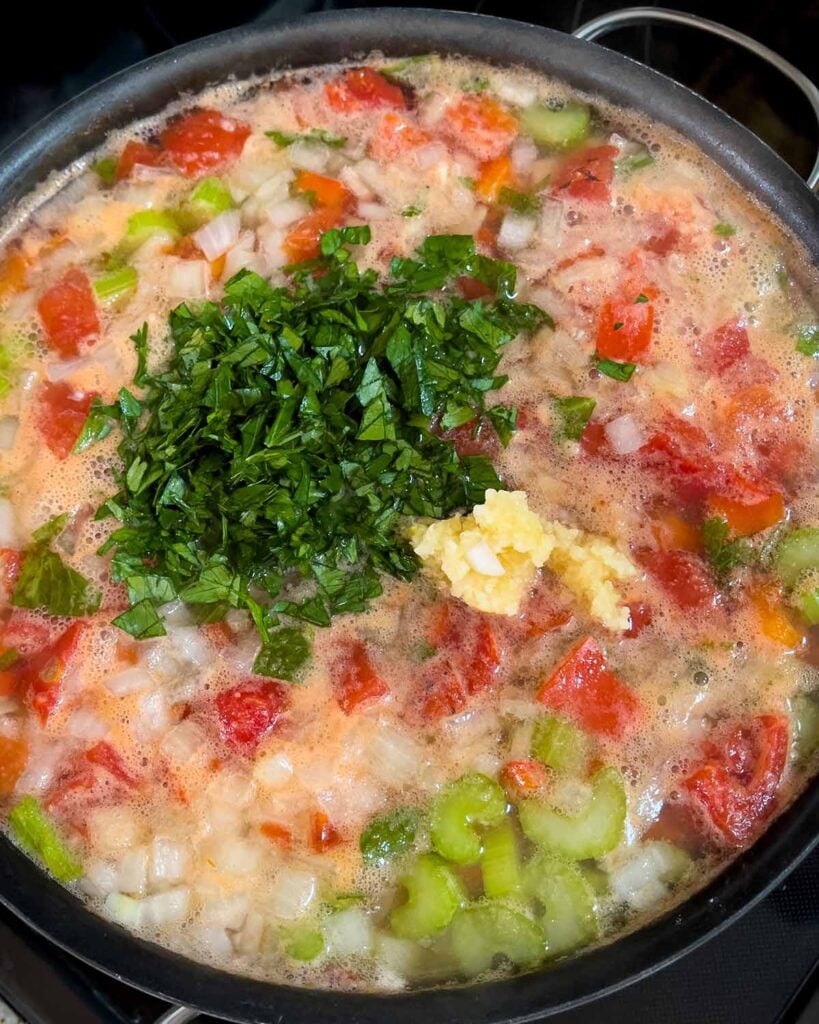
[8, 796, 83, 882]
[774, 528, 819, 588]
[524, 855, 598, 957]
[531, 714, 589, 774]
[125, 210, 180, 246]
[176, 177, 235, 231]
[0, 334, 33, 401]
[794, 693, 819, 761]
[93, 267, 138, 303]
[283, 926, 325, 961]
[431, 773, 507, 864]
[391, 853, 466, 941]
[520, 102, 590, 149]
[797, 586, 819, 626]
[450, 903, 544, 977]
[481, 818, 522, 898]
[518, 767, 626, 860]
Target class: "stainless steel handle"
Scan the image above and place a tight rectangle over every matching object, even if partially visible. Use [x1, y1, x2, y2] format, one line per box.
[573, 6, 819, 192]
[154, 1006, 199, 1024]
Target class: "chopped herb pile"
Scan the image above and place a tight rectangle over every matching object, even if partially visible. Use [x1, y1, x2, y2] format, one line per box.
[702, 516, 755, 582]
[96, 229, 549, 641]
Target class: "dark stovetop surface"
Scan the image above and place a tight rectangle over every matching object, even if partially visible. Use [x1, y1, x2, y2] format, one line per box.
[1, 1, 818, 1022]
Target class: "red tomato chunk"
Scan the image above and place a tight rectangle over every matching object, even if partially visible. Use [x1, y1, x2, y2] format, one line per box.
[333, 640, 389, 714]
[216, 680, 288, 749]
[552, 145, 617, 203]
[37, 268, 99, 358]
[37, 381, 97, 460]
[161, 109, 251, 176]
[325, 68, 406, 113]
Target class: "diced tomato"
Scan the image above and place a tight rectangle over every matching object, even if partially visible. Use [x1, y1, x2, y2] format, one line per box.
[709, 491, 785, 536]
[552, 145, 618, 204]
[439, 417, 501, 460]
[85, 741, 137, 787]
[441, 94, 518, 160]
[418, 658, 469, 721]
[325, 67, 406, 113]
[0, 548, 22, 594]
[536, 636, 641, 740]
[596, 296, 655, 362]
[293, 170, 353, 211]
[20, 621, 87, 725]
[0, 735, 28, 796]
[475, 153, 514, 202]
[369, 112, 431, 161]
[161, 109, 251, 176]
[579, 420, 611, 458]
[115, 139, 163, 180]
[0, 611, 54, 653]
[427, 603, 501, 693]
[283, 207, 344, 264]
[45, 765, 95, 812]
[37, 268, 100, 358]
[638, 548, 719, 611]
[554, 244, 606, 273]
[698, 319, 750, 375]
[516, 587, 573, 639]
[310, 810, 342, 852]
[501, 758, 549, 795]
[0, 659, 19, 697]
[37, 381, 96, 460]
[0, 247, 29, 300]
[683, 714, 789, 846]
[260, 821, 293, 850]
[644, 225, 681, 256]
[333, 639, 389, 715]
[645, 800, 708, 854]
[216, 680, 288, 749]
[624, 602, 653, 638]
[457, 276, 493, 300]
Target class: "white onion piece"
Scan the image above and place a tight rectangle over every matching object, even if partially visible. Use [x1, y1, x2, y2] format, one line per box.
[104, 666, 154, 697]
[199, 893, 250, 930]
[16, 741, 69, 794]
[604, 414, 645, 455]
[0, 497, 17, 547]
[194, 925, 234, 958]
[606, 843, 688, 912]
[507, 719, 536, 760]
[353, 159, 386, 194]
[45, 357, 89, 382]
[358, 201, 389, 221]
[192, 210, 241, 261]
[208, 836, 262, 876]
[496, 80, 538, 108]
[471, 751, 501, 777]
[419, 92, 449, 128]
[257, 224, 288, 270]
[0, 416, 19, 451]
[161, 719, 206, 764]
[254, 751, 293, 788]
[339, 164, 374, 200]
[158, 599, 193, 626]
[208, 770, 255, 808]
[538, 199, 565, 249]
[465, 540, 505, 577]
[263, 198, 309, 229]
[233, 910, 265, 955]
[149, 837, 191, 887]
[415, 143, 448, 171]
[87, 806, 143, 857]
[105, 893, 144, 928]
[324, 907, 374, 957]
[288, 140, 331, 172]
[143, 887, 190, 926]
[498, 212, 537, 251]
[368, 726, 425, 788]
[511, 137, 538, 175]
[375, 934, 419, 981]
[167, 260, 209, 299]
[269, 867, 317, 921]
[83, 859, 119, 898]
[131, 163, 177, 182]
[132, 690, 171, 741]
[165, 625, 210, 667]
[66, 708, 109, 741]
[117, 846, 149, 896]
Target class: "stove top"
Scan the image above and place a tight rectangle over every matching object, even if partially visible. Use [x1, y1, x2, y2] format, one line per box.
[1, 1, 817, 1021]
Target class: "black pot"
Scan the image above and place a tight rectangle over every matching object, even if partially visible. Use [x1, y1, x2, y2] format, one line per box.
[0, 9, 817, 1023]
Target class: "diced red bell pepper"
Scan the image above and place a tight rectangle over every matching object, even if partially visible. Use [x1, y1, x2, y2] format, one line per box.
[260, 821, 293, 850]
[85, 741, 137, 787]
[637, 547, 720, 611]
[310, 809, 342, 852]
[216, 679, 288, 749]
[418, 658, 469, 721]
[283, 207, 344, 264]
[161, 108, 251, 176]
[369, 112, 431, 161]
[683, 714, 789, 846]
[475, 153, 514, 202]
[709, 491, 785, 536]
[596, 295, 655, 362]
[293, 170, 354, 211]
[536, 636, 641, 740]
[516, 588, 574, 640]
[325, 67, 406, 113]
[37, 268, 100, 358]
[333, 639, 389, 715]
[427, 603, 501, 694]
[698, 319, 750, 375]
[20, 621, 87, 724]
[0, 548, 22, 594]
[37, 381, 97, 460]
[115, 139, 164, 181]
[623, 601, 653, 638]
[440, 94, 518, 160]
[579, 420, 611, 458]
[552, 145, 618, 204]
[501, 758, 549, 795]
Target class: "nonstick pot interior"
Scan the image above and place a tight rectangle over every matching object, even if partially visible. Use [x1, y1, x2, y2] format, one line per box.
[0, 9, 818, 1024]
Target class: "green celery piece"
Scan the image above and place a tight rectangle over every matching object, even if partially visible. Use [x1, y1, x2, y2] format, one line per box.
[92, 157, 118, 185]
[774, 527, 819, 588]
[531, 715, 589, 774]
[520, 103, 590, 149]
[523, 855, 598, 956]
[9, 796, 83, 882]
[797, 584, 819, 626]
[93, 267, 138, 303]
[390, 853, 466, 940]
[189, 176, 234, 213]
[450, 903, 544, 977]
[616, 147, 655, 174]
[283, 926, 325, 961]
[360, 807, 418, 865]
[518, 767, 626, 859]
[481, 818, 522, 898]
[0, 334, 32, 402]
[794, 693, 819, 761]
[125, 210, 180, 246]
[430, 773, 507, 864]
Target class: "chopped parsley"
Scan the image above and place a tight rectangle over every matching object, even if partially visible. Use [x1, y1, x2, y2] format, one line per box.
[552, 395, 596, 441]
[92, 157, 118, 185]
[97, 230, 549, 641]
[266, 128, 347, 149]
[595, 357, 636, 382]
[458, 176, 476, 191]
[12, 515, 102, 618]
[713, 222, 736, 237]
[702, 516, 755, 582]
[497, 187, 541, 215]
[402, 206, 422, 218]
[461, 76, 490, 93]
[796, 324, 819, 358]
[634, 293, 649, 304]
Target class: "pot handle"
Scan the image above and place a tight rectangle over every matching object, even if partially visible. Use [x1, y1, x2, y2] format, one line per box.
[572, 6, 819, 192]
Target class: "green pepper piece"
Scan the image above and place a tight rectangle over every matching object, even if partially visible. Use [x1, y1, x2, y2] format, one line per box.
[8, 796, 83, 882]
[523, 855, 598, 956]
[481, 818, 522, 898]
[430, 773, 507, 864]
[520, 102, 590, 149]
[390, 853, 466, 940]
[450, 903, 544, 976]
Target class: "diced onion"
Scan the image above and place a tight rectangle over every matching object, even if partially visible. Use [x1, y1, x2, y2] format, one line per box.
[538, 199, 565, 249]
[105, 892, 145, 928]
[465, 540, 505, 577]
[165, 625, 211, 667]
[262, 198, 309, 229]
[143, 887, 190, 926]
[167, 260, 210, 299]
[131, 163, 177, 182]
[498, 211, 537, 251]
[82, 859, 119, 898]
[0, 497, 17, 547]
[324, 907, 374, 957]
[66, 708, 109, 742]
[604, 414, 645, 455]
[194, 924, 234, 958]
[496, 80, 538, 108]
[253, 751, 293, 788]
[116, 845, 148, 896]
[199, 893, 250, 930]
[269, 867, 317, 921]
[87, 806, 143, 857]
[368, 726, 426, 788]
[339, 164, 374, 200]
[160, 719, 206, 764]
[358, 202, 389, 221]
[150, 837, 191, 887]
[45, 357, 88, 382]
[104, 666, 154, 697]
[415, 143, 448, 171]
[16, 741, 69, 794]
[192, 210, 241, 261]
[0, 416, 19, 451]
[288, 140, 331, 172]
[208, 770, 255, 807]
[207, 836, 262, 876]
[606, 843, 687, 912]
[510, 137, 538, 175]
[233, 910, 265, 955]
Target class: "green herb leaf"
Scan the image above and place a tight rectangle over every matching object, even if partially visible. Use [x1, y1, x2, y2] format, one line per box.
[713, 222, 736, 237]
[552, 395, 596, 441]
[360, 807, 419, 864]
[702, 516, 755, 582]
[266, 128, 347, 148]
[253, 626, 312, 682]
[402, 205, 422, 218]
[596, 357, 636, 382]
[497, 187, 541, 214]
[12, 517, 102, 618]
[634, 293, 649, 304]
[461, 77, 490, 92]
[111, 599, 167, 639]
[0, 648, 20, 670]
[92, 157, 118, 185]
[796, 324, 819, 358]
[73, 397, 119, 454]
